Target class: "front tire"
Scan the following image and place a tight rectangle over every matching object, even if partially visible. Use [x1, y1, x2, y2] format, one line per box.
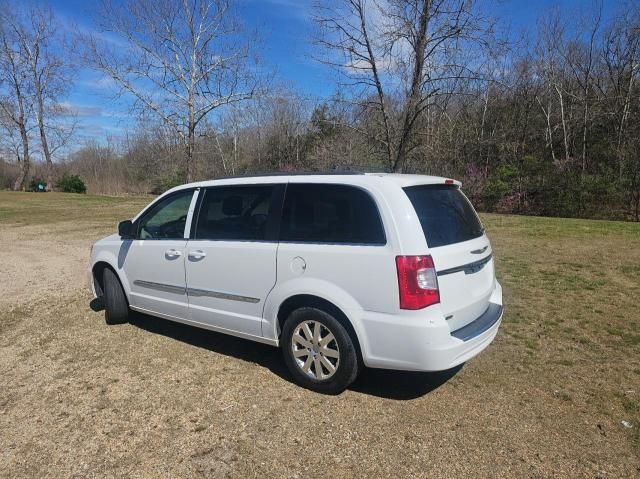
[281, 307, 359, 394]
[103, 268, 129, 325]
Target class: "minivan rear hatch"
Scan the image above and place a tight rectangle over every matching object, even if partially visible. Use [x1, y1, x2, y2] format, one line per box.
[404, 184, 495, 332]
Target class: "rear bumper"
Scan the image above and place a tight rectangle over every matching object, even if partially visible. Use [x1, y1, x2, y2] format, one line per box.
[356, 282, 503, 371]
[451, 302, 502, 341]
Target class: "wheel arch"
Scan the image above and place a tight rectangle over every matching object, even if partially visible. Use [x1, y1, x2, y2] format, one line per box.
[276, 294, 363, 363]
[92, 261, 126, 300]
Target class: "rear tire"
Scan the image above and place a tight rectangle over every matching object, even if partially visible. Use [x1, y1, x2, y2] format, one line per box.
[103, 268, 129, 325]
[282, 307, 359, 394]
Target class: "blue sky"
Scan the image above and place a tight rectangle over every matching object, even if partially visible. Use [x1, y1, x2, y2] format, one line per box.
[48, 0, 620, 144]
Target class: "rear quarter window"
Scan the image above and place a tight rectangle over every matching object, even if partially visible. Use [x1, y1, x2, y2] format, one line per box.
[280, 184, 386, 245]
[404, 184, 484, 248]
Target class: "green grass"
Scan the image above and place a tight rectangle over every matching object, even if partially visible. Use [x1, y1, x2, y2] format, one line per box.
[484, 211, 640, 455]
[0, 191, 150, 226]
[483, 212, 640, 240]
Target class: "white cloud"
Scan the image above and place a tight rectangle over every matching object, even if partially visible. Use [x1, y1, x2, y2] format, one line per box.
[80, 75, 119, 91]
[57, 102, 102, 117]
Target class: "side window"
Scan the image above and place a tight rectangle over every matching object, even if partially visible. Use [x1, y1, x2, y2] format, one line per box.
[137, 190, 193, 240]
[195, 185, 275, 241]
[280, 184, 386, 245]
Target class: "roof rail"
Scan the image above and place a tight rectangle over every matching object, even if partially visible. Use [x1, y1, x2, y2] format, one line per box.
[212, 166, 390, 180]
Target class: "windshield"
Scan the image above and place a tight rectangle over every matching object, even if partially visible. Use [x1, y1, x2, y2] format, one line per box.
[403, 184, 484, 248]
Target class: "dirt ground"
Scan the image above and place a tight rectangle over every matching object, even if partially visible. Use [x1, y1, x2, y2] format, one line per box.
[0, 191, 639, 478]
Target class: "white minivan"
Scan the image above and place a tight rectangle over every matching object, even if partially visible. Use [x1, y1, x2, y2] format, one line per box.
[89, 173, 503, 393]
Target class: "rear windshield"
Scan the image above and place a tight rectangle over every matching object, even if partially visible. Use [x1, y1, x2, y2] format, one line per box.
[403, 185, 484, 248]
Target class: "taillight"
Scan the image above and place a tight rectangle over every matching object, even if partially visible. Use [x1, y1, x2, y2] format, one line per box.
[395, 255, 440, 310]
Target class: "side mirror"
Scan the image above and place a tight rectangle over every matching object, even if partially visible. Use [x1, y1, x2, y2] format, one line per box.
[118, 220, 135, 239]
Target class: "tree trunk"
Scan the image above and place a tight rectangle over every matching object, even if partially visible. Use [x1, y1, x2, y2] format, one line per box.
[581, 99, 588, 174]
[356, 0, 394, 170]
[394, 0, 432, 173]
[214, 131, 228, 174]
[186, 126, 195, 182]
[26, 37, 55, 191]
[12, 84, 30, 191]
[233, 131, 238, 175]
[480, 89, 490, 176]
[35, 86, 53, 190]
[13, 122, 30, 191]
[186, 74, 196, 181]
[555, 84, 570, 164]
[617, 68, 635, 182]
[537, 97, 557, 163]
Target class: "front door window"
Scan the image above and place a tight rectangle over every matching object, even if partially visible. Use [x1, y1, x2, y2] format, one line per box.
[138, 190, 193, 239]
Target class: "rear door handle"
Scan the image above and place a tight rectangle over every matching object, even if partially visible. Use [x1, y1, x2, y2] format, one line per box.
[165, 249, 182, 259]
[188, 250, 207, 260]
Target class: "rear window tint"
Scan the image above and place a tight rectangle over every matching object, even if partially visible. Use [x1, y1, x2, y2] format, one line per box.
[280, 184, 385, 245]
[403, 185, 484, 248]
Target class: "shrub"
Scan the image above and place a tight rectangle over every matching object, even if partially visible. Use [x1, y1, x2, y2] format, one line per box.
[29, 178, 47, 192]
[57, 174, 87, 194]
[150, 174, 185, 195]
[483, 164, 518, 210]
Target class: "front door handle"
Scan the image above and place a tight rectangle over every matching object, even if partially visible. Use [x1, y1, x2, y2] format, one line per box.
[188, 250, 207, 260]
[165, 249, 182, 259]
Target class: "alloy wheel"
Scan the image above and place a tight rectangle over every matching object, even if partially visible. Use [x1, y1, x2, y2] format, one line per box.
[291, 320, 340, 380]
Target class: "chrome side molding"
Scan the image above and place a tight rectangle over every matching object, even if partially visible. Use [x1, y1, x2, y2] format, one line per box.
[186, 287, 260, 304]
[133, 280, 260, 304]
[133, 280, 186, 295]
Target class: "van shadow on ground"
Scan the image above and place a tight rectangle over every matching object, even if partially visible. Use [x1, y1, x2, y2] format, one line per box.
[115, 308, 461, 400]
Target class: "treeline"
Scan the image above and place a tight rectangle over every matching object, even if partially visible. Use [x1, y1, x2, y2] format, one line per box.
[1, 1, 639, 220]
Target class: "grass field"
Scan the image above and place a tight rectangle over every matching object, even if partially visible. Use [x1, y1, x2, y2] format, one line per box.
[1, 190, 639, 478]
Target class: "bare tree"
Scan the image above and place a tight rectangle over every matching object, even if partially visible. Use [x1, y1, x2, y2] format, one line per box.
[562, 4, 603, 180]
[315, 0, 493, 172]
[536, 12, 572, 168]
[20, 7, 74, 190]
[0, 99, 27, 171]
[602, 7, 640, 182]
[87, 0, 259, 181]
[6, 6, 74, 191]
[0, 9, 32, 191]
